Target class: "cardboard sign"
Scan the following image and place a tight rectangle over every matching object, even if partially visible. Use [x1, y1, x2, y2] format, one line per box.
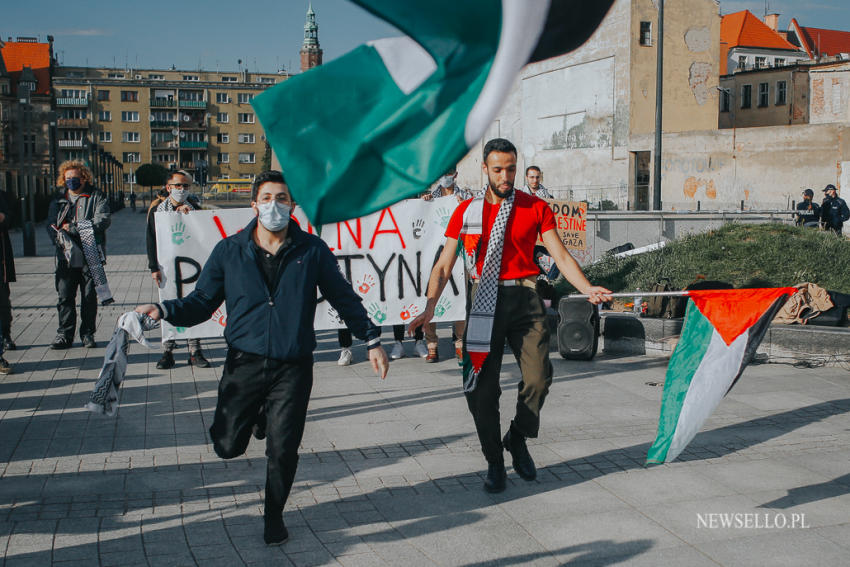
[545, 200, 587, 250]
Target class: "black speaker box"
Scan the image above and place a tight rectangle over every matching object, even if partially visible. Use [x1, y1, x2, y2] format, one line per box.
[557, 297, 600, 360]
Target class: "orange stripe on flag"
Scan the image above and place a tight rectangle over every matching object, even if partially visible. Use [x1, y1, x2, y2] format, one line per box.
[689, 288, 796, 346]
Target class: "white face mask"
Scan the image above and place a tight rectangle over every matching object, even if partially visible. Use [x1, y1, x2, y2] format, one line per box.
[439, 175, 455, 188]
[170, 188, 188, 203]
[257, 201, 291, 232]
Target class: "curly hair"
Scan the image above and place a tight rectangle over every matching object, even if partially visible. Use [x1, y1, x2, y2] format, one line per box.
[56, 160, 93, 189]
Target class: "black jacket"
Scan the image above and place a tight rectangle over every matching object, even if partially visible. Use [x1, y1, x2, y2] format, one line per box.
[160, 218, 381, 361]
[145, 195, 202, 272]
[45, 186, 111, 258]
[821, 195, 850, 230]
[0, 191, 15, 283]
[795, 200, 820, 226]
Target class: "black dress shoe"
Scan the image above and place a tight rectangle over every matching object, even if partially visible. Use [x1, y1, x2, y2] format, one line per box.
[483, 461, 507, 493]
[2, 336, 16, 351]
[503, 428, 537, 481]
[263, 515, 289, 546]
[50, 335, 72, 350]
[156, 351, 175, 369]
[81, 335, 97, 348]
[189, 350, 210, 368]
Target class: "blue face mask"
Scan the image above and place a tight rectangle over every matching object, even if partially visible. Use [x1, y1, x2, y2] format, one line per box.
[257, 201, 291, 232]
[65, 177, 82, 192]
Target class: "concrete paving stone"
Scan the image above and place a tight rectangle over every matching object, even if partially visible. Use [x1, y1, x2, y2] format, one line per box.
[695, 529, 850, 567]
[284, 549, 337, 567]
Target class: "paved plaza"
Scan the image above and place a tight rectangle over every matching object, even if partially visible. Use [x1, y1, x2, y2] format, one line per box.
[1, 207, 849, 566]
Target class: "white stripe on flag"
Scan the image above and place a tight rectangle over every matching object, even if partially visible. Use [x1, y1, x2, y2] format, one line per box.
[464, 0, 551, 146]
[666, 328, 748, 461]
[368, 36, 437, 95]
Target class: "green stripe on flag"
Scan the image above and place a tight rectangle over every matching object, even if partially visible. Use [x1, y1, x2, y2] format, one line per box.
[646, 300, 714, 464]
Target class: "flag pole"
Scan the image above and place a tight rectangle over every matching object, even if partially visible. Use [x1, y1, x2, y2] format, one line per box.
[568, 291, 690, 299]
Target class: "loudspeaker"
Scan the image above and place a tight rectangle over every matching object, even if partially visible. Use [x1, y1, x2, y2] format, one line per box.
[557, 297, 600, 360]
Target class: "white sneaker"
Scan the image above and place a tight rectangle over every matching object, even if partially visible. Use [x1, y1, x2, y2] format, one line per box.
[390, 341, 405, 359]
[414, 340, 428, 359]
[337, 348, 353, 366]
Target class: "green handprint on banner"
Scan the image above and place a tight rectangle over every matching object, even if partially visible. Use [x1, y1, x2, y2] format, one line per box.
[171, 220, 191, 245]
[367, 302, 387, 324]
[434, 297, 452, 317]
[434, 207, 451, 229]
[175, 326, 186, 333]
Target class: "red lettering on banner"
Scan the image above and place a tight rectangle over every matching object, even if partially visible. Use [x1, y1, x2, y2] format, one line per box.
[368, 208, 406, 250]
[557, 216, 586, 232]
[213, 215, 228, 239]
[337, 218, 362, 250]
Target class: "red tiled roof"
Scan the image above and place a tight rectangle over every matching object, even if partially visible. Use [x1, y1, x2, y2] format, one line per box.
[798, 25, 850, 57]
[721, 10, 802, 74]
[0, 41, 52, 95]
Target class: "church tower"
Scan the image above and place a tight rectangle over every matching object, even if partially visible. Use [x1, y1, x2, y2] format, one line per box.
[299, 2, 323, 72]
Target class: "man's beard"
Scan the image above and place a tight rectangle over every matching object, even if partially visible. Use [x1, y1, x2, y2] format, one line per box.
[489, 182, 513, 199]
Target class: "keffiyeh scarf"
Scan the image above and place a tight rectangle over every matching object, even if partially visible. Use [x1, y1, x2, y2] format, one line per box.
[77, 219, 113, 305]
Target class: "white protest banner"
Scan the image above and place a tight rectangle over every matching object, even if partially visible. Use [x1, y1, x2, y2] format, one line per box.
[155, 208, 254, 341]
[315, 195, 467, 329]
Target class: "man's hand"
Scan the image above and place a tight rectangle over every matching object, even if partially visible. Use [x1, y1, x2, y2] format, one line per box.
[61, 221, 71, 232]
[422, 193, 434, 201]
[176, 204, 192, 214]
[407, 305, 434, 337]
[135, 304, 161, 321]
[151, 271, 162, 285]
[582, 285, 613, 305]
[369, 346, 389, 380]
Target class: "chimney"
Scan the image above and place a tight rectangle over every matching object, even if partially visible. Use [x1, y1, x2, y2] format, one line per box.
[765, 13, 780, 31]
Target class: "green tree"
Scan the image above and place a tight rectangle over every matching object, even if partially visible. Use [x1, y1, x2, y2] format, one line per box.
[261, 141, 272, 172]
[135, 163, 169, 189]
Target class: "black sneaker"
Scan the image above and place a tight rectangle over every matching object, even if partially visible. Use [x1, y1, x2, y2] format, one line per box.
[189, 350, 210, 368]
[503, 428, 537, 481]
[0, 357, 11, 375]
[156, 351, 175, 369]
[50, 335, 72, 350]
[483, 461, 507, 493]
[2, 336, 16, 351]
[263, 515, 288, 546]
[81, 335, 97, 348]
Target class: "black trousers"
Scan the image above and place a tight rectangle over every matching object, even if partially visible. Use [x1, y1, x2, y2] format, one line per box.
[55, 263, 97, 340]
[209, 349, 313, 517]
[0, 282, 12, 338]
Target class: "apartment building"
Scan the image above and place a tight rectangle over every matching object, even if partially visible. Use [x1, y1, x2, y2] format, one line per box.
[52, 66, 286, 185]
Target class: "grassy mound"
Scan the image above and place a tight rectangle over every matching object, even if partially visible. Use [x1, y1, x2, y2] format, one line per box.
[556, 223, 850, 295]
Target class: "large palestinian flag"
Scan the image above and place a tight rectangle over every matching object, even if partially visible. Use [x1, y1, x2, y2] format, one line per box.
[646, 288, 796, 464]
[252, 0, 614, 224]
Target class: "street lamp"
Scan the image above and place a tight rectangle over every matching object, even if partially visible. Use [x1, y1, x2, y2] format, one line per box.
[652, 0, 664, 211]
[17, 80, 37, 256]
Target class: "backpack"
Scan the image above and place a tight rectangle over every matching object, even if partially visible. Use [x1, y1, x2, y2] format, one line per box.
[644, 278, 688, 319]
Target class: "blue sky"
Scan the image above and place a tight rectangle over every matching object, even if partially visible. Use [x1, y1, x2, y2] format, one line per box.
[4, 1, 850, 73]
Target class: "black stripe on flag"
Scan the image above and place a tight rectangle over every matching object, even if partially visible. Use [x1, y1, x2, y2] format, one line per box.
[528, 0, 616, 64]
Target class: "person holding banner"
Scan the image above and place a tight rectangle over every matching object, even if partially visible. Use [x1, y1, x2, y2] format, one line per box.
[135, 170, 389, 546]
[146, 170, 210, 369]
[409, 138, 610, 494]
[47, 161, 111, 350]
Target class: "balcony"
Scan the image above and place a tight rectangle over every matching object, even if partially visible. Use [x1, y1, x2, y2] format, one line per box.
[180, 140, 208, 149]
[180, 120, 207, 130]
[150, 120, 179, 129]
[150, 98, 176, 107]
[58, 139, 84, 148]
[151, 140, 176, 150]
[178, 100, 207, 109]
[56, 97, 89, 106]
[57, 118, 88, 128]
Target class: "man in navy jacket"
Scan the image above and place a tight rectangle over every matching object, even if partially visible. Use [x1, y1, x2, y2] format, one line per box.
[136, 170, 388, 545]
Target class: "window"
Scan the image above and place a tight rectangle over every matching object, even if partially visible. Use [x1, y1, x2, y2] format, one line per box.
[179, 90, 203, 101]
[107, 72, 124, 79]
[217, 152, 230, 164]
[217, 132, 230, 143]
[120, 90, 138, 102]
[259, 77, 276, 84]
[757, 82, 769, 107]
[774, 58, 785, 67]
[97, 90, 110, 101]
[639, 21, 652, 46]
[237, 93, 254, 104]
[776, 80, 787, 105]
[99, 131, 112, 142]
[754, 56, 766, 69]
[123, 152, 141, 163]
[154, 153, 175, 163]
[216, 92, 230, 103]
[217, 112, 229, 123]
[123, 173, 136, 184]
[238, 152, 256, 164]
[737, 56, 747, 70]
[148, 73, 165, 80]
[238, 133, 255, 144]
[98, 110, 111, 121]
[121, 111, 140, 122]
[60, 108, 87, 119]
[741, 84, 752, 109]
[221, 76, 237, 82]
[61, 89, 86, 98]
[720, 89, 730, 112]
[122, 131, 140, 142]
[238, 112, 255, 123]
[183, 75, 199, 81]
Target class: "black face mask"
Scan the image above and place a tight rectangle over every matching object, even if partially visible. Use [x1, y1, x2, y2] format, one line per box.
[65, 177, 82, 191]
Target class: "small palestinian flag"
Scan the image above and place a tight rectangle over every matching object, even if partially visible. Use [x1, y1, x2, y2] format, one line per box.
[253, 0, 614, 224]
[646, 288, 796, 464]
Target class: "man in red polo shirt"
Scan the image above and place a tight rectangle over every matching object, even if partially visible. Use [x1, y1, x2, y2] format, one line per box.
[409, 138, 610, 493]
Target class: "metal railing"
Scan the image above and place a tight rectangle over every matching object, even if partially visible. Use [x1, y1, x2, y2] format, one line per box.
[178, 100, 207, 109]
[57, 139, 84, 148]
[56, 118, 89, 128]
[179, 140, 208, 149]
[55, 97, 89, 106]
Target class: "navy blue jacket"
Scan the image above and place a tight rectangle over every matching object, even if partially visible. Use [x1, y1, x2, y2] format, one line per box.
[160, 218, 380, 361]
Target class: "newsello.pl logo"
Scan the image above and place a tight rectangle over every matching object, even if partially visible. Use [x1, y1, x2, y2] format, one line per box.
[697, 513, 809, 529]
